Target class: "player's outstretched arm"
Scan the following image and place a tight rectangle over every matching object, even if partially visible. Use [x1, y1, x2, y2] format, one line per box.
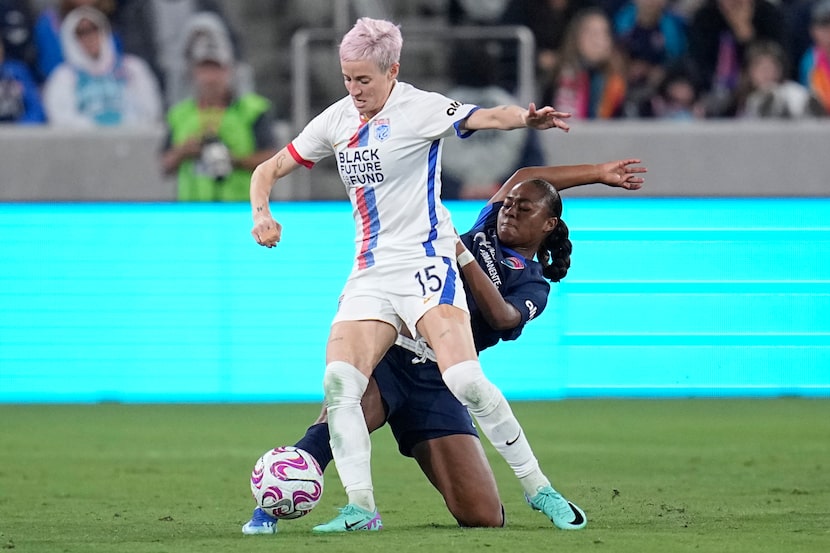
[250, 147, 301, 248]
[461, 103, 571, 132]
[488, 159, 647, 205]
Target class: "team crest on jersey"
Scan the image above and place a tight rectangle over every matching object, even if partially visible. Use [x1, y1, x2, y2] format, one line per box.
[501, 257, 525, 270]
[374, 119, 390, 142]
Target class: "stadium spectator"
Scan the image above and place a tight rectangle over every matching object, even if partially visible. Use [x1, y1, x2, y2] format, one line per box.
[242, 158, 646, 534]
[798, 0, 830, 114]
[737, 39, 825, 118]
[248, 17, 580, 534]
[784, 0, 818, 77]
[671, 0, 708, 21]
[111, 0, 250, 109]
[0, 0, 37, 68]
[0, 31, 45, 123]
[32, 0, 116, 81]
[613, 0, 688, 117]
[614, 0, 688, 62]
[42, 6, 161, 127]
[687, 0, 786, 117]
[597, 0, 630, 17]
[541, 7, 627, 119]
[645, 60, 707, 119]
[160, 14, 276, 202]
[500, 0, 600, 82]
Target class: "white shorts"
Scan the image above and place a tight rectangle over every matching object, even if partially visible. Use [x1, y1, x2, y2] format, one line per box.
[332, 256, 469, 338]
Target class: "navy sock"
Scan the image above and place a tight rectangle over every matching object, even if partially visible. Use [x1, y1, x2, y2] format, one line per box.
[294, 423, 333, 472]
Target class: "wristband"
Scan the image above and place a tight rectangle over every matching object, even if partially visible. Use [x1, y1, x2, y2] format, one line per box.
[456, 249, 475, 268]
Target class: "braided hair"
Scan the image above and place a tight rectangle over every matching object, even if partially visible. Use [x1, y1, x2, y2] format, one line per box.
[529, 179, 572, 282]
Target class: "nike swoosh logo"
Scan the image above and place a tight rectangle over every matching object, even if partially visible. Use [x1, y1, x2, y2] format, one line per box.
[344, 519, 362, 530]
[422, 294, 435, 304]
[568, 503, 585, 526]
[505, 431, 521, 446]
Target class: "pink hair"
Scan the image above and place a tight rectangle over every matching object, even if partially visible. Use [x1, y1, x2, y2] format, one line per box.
[339, 17, 402, 72]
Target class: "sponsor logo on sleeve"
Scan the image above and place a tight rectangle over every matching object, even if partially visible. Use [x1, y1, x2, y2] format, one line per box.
[501, 256, 525, 270]
[525, 299, 537, 320]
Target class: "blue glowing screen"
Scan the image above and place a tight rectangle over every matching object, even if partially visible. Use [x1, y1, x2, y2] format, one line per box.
[1, 199, 828, 402]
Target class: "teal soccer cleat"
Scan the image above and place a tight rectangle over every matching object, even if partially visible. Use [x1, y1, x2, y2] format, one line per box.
[312, 504, 383, 533]
[241, 507, 278, 535]
[526, 486, 587, 530]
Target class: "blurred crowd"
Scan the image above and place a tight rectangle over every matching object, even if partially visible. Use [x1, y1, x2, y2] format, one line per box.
[0, 0, 276, 200]
[437, 0, 830, 196]
[3, 0, 829, 128]
[444, 0, 830, 120]
[0, 0, 249, 127]
[1, 0, 828, 199]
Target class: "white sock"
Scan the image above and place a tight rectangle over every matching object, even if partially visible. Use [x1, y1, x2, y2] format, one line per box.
[442, 360, 550, 497]
[323, 361, 376, 512]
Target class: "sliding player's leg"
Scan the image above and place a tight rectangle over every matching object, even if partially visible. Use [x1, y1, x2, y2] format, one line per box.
[417, 306, 586, 530]
[376, 343, 502, 527]
[412, 434, 504, 527]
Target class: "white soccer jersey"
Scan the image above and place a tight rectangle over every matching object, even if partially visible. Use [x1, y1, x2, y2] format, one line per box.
[288, 81, 479, 272]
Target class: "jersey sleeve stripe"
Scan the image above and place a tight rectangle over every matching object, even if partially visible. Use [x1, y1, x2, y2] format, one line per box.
[453, 106, 481, 139]
[287, 142, 314, 168]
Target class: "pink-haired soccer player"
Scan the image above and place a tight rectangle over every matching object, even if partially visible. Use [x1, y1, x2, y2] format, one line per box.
[249, 17, 581, 533]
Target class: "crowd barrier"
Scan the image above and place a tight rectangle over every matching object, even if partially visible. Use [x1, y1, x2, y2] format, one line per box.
[1, 120, 829, 201]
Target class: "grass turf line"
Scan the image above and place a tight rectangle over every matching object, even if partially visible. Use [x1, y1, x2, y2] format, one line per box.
[0, 399, 828, 553]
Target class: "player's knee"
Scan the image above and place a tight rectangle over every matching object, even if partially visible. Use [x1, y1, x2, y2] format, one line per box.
[451, 502, 505, 528]
[323, 361, 368, 404]
[443, 487, 504, 528]
[442, 360, 500, 414]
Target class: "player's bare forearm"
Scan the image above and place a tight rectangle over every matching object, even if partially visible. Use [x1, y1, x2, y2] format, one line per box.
[489, 159, 646, 204]
[250, 161, 274, 220]
[250, 148, 296, 219]
[250, 148, 299, 248]
[462, 103, 571, 132]
[501, 165, 602, 195]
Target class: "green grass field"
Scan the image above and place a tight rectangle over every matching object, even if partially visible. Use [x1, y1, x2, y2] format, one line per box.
[1, 399, 828, 553]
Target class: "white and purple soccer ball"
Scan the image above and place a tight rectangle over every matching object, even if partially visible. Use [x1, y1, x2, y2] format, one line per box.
[250, 446, 324, 519]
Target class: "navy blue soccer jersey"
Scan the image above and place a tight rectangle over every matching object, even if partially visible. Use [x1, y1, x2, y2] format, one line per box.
[460, 201, 551, 352]
[372, 200, 553, 456]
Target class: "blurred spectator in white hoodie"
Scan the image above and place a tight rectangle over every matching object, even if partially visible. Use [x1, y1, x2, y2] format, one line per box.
[737, 39, 825, 119]
[111, 1, 249, 109]
[42, 5, 161, 127]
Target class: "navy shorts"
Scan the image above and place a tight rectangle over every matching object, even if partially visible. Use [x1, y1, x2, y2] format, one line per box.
[373, 345, 479, 457]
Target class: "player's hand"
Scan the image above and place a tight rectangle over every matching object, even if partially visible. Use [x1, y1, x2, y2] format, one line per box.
[252, 216, 282, 248]
[524, 103, 571, 132]
[596, 159, 646, 190]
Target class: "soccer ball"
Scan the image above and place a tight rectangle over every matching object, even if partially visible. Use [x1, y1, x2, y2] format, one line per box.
[250, 446, 324, 519]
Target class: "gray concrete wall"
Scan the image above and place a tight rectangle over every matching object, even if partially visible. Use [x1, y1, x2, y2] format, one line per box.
[1, 121, 829, 201]
[0, 126, 173, 201]
[539, 120, 830, 198]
